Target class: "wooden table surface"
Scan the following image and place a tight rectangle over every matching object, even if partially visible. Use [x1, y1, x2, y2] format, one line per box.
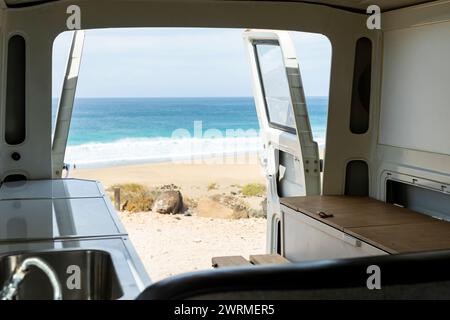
[281, 195, 450, 254]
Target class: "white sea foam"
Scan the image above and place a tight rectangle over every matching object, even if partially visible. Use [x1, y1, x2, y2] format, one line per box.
[65, 136, 326, 169]
[65, 136, 262, 168]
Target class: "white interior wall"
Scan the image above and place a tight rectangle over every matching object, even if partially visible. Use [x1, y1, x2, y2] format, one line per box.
[379, 21, 450, 155]
[373, 1, 450, 199]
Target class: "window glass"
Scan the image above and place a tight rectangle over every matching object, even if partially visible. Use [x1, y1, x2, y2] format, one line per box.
[255, 44, 296, 131]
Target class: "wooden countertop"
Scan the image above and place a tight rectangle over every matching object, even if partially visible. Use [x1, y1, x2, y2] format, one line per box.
[280, 196, 450, 254]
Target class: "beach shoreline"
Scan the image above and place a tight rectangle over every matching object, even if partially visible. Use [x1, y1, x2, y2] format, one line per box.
[69, 154, 266, 199]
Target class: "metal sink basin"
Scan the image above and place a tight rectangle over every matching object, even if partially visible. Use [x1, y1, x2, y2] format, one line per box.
[0, 249, 123, 300]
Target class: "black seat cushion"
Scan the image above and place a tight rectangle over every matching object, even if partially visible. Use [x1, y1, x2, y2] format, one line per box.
[137, 250, 450, 300]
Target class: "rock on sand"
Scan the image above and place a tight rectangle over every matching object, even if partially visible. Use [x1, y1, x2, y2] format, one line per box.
[153, 190, 183, 214]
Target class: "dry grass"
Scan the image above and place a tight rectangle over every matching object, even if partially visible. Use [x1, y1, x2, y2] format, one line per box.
[207, 182, 218, 191]
[107, 183, 160, 213]
[241, 183, 266, 197]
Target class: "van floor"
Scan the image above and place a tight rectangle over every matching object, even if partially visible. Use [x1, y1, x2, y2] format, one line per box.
[119, 211, 266, 282]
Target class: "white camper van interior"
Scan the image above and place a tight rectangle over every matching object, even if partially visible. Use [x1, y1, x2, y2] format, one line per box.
[0, 0, 449, 300]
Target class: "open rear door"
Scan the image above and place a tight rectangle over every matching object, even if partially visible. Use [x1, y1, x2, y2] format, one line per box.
[243, 30, 321, 253]
[52, 30, 85, 178]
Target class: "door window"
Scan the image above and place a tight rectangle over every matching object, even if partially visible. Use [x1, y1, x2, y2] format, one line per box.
[254, 42, 296, 133]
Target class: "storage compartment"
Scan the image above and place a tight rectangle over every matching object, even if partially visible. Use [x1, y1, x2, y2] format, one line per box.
[281, 195, 450, 261]
[386, 180, 450, 221]
[283, 206, 387, 262]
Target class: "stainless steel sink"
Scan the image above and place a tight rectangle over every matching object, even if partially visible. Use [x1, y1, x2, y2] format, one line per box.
[0, 179, 151, 299]
[0, 249, 123, 300]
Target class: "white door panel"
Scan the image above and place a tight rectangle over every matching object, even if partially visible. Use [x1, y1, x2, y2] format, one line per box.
[243, 30, 320, 253]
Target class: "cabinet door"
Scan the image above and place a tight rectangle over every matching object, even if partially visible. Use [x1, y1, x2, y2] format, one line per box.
[282, 206, 387, 262]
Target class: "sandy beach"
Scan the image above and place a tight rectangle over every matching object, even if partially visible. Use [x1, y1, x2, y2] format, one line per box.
[69, 155, 267, 281]
[70, 155, 266, 198]
[118, 211, 266, 281]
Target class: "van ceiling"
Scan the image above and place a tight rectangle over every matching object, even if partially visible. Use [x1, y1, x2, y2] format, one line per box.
[4, 0, 436, 12]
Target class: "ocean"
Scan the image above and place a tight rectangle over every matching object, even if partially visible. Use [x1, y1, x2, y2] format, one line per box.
[52, 97, 328, 168]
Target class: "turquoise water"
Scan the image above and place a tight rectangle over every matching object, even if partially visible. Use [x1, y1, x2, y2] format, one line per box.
[52, 96, 328, 167]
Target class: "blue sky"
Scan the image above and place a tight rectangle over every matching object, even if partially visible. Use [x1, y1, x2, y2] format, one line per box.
[52, 28, 331, 98]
